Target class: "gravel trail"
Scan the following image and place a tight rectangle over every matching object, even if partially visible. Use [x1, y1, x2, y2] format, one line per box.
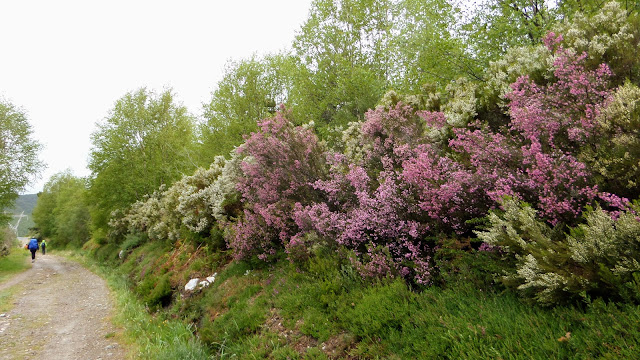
[0, 254, 127, 360]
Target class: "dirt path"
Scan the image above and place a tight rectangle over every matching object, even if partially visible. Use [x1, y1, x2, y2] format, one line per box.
[0, 254, 127, 360]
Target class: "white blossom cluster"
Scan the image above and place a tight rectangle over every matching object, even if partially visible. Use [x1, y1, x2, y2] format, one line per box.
[476, 197, 549, 252]
[568, 206, 640, 269]
[478, 198, 640, 305]
[340, 120, 369, 165]
[513, 254, 571, 305]
[442, 78, 478, 128]
[557, 1, 635, 61]
[108, 152, 241, 242]
[483, 44, 552, 107]
[591, 82, 640, 189]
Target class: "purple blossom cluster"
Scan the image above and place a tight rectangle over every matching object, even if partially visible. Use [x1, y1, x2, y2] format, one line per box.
[229, 110, 327, 261]
[227, 32, 629, 284]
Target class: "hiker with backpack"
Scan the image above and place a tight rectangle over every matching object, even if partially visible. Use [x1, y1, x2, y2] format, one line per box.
[27, 238, 39, 263]
[41, 239, 47, 255]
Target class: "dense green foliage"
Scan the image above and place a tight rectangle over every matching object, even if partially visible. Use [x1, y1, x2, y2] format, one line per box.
[200, 54, 293, 159]
[0, 227, 17, 256]
[31, 170, 91, 248]
[88, 88, 199, 235]
[0, 98, 43, 225]
[26, 1, 640, 358]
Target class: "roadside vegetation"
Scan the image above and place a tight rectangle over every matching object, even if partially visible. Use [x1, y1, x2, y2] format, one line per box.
[0, 243, 30, 314]
[17, 0, 640, 358]
[0, 245, 29, 284]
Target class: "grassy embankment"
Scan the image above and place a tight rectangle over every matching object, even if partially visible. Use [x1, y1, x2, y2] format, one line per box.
[0, 247, 30, 313]
[75, 238, 640, 359]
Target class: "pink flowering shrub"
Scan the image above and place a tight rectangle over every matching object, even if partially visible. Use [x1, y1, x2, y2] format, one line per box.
[292, 104, 436, 284]
[293, 159, 432, 284]
[228, 110, 327, 261]
[448, 33, 627, 224]
[402, 142, 492, 233]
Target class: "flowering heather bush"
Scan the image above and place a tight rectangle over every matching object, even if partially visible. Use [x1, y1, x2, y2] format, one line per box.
[359, 102, 431, 170]
[450, 35, 627, 224]
[228, 111, 327, 261]
[402, 143, 492, 232]
[104, 6, 639, 294]
[292, 104, 438, 284]
[293, 161, 432, 284]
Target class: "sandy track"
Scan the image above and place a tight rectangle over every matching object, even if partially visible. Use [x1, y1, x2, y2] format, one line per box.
[0, 254, 127, 360]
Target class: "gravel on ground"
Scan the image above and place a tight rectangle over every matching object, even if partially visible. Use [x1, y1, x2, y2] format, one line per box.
[0, 253, 127, 360]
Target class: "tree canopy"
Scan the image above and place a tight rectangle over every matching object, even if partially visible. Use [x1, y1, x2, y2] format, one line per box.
[0, 98, 43, 224]
[88, 88, 198, 234]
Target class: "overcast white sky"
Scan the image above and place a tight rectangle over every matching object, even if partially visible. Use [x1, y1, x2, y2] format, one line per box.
[0, 0, 313, 194]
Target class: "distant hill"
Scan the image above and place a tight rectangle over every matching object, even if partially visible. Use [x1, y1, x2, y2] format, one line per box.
[4, 194, 38, 237]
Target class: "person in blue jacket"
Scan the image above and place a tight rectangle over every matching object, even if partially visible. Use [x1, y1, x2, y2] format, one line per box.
[27, 238, 39, 263]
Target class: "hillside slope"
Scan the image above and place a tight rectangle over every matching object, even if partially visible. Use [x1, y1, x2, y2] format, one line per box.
[4, 194, 37, 236]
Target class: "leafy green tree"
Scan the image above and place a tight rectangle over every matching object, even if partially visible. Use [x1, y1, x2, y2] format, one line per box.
[88, 88, 198, 235]
[200, 54, 295, 160]
[32, 170, 90, 247]
[0, 98, 43, 224]
[291, 0, 390, 130]
[391, 0, 473, 90]
[458, 0, 556, 70]
[290, 0, 470, 135]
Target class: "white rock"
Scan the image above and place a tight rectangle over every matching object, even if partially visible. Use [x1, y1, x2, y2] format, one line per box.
[198, 280, 210, 288]
[118, 250, 125, 259]
[184, 278, 200, 291]
[206, 275, 216, 283]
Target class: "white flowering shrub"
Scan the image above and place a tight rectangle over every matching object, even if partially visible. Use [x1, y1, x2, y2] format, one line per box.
[175, 159, 223, 233]
[583, 82, 640, 199]
[477, 198, 640, 305]
[482, 44, 553, 108]
[108, 152, 241, 245]
[211, 151, 242, 223]
[442, 78, 478, 128]
[555, 1, 639, 84]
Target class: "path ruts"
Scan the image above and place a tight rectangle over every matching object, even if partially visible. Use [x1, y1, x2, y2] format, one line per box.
[0, 254, 126, 360]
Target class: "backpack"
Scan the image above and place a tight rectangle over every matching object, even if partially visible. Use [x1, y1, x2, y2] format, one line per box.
[28, 238, 39, 251]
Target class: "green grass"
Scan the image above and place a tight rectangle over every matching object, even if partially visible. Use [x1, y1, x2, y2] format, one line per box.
[0, 286, 19, 313]
[182, 249, 640, 359]
[70, 241, 640, 359]
[0, 247, 30, 283]
[0, 247, 30, 314]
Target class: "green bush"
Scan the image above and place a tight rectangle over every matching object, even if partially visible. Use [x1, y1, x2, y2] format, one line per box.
[91, 243, 120, 264]
[1, 227, 17, 256]
[120, 232, 148, 252]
